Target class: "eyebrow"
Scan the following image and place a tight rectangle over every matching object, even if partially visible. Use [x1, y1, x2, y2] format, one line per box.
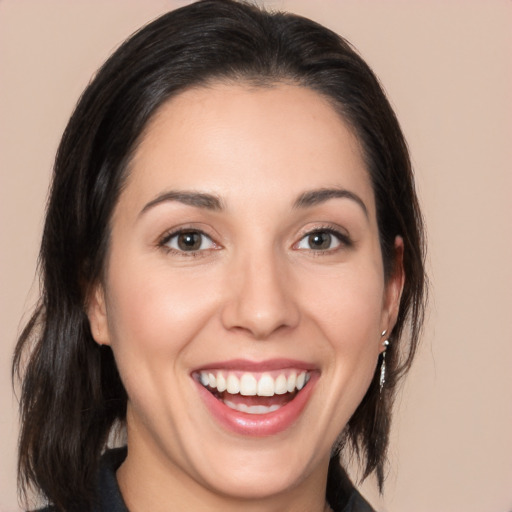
[293, 188, 368, 217]
[139, 190, 224, 216]
[139, 187, 368, 218]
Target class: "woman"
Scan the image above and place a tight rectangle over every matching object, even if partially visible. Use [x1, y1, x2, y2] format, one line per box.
[13, 1, 426, 511]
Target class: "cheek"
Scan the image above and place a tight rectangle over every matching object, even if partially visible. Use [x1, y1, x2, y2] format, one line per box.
[103, 257, 219, 361]
[304, 260, 385, 346]
[101, 259, 224, 432]
[304, 261, 383, 396]
[293, 260, 385, 433]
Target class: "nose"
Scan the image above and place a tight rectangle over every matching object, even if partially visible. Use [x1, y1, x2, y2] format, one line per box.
[220, 248, 300, 340]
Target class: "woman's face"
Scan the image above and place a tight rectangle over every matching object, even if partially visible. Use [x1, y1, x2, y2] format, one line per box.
[89, 83, 403, 504]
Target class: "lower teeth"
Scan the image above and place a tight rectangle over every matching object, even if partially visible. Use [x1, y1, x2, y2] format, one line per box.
[223, 400, 281, 415]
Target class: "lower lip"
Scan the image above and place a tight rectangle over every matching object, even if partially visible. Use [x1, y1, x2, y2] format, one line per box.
[195, 373, 318, 437]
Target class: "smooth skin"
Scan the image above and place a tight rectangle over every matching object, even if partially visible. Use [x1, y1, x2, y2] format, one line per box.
[88, 83, 404, 512]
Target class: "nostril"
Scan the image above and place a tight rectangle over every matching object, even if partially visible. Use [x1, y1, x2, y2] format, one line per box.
[220, 293, 300, 340]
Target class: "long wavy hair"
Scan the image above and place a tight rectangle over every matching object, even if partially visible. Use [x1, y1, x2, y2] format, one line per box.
[13, 1, 427, 510]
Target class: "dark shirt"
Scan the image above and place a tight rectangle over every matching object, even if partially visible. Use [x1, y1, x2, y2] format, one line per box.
[37, 447, 374, 512]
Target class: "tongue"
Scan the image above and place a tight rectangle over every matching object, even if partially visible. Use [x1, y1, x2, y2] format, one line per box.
[219, 391, 295, 407]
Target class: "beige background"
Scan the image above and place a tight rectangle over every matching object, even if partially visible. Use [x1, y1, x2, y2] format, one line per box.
[1, 1, 511, 511]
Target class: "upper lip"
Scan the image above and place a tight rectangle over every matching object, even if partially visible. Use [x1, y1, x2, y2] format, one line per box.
[192, 358, 316, 373]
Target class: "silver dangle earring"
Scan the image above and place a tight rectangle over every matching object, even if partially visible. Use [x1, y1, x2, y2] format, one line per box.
[380, 331, 389, 394]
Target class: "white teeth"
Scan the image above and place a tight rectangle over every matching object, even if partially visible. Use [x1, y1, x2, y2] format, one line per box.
[200, 372, 209, 387]
[216, 372, 227, 392]
[296, 372, 306, 390]
[257, 373, 275, 396]
[287, 373, 296, 392]
[198, 370, 310, 397]
[240, 373, 257, 396]
[224, 400, 281, 415]
[274, 374, 288, 395]
[226, 374, 240, 394]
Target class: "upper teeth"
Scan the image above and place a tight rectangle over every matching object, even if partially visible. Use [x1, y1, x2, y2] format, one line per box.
[198, 370, 310, 397]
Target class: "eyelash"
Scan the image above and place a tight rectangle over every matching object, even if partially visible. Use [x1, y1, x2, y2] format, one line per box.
[158, 228, 219, 257]
[157, 225, 352, 257]
[295, 225, 352, 254]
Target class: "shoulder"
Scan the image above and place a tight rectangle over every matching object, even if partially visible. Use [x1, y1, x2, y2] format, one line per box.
[29, 447, 129, 512]
[327, 458, 376, 512]
[340, 489, 375, 512]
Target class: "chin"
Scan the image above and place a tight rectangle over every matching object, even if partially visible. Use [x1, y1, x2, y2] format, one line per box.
[195, 447, 322, 501]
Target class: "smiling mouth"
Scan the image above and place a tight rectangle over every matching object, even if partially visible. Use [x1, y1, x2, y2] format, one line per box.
[195, 369, 311, 415]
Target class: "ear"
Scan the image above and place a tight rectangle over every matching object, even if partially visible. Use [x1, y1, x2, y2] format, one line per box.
[380, 236, 405, 349]
[86, 282, 111, 346]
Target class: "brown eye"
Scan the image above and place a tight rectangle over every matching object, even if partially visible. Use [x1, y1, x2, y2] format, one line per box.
[164, 230, 216, 253]
[177, 232, 202, 251]
[308, 232, 332, 250]
[296, 230, 343, 251]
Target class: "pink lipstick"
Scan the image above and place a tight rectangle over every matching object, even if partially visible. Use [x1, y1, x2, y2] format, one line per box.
[193, 360, 318, 436]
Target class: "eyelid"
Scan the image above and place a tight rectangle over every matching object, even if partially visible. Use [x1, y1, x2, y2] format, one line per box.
[293, 224, 352, 251]
[157, 226, 221, 255]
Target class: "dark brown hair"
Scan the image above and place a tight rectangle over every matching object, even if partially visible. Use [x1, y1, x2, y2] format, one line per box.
[13, 1, 426, 509]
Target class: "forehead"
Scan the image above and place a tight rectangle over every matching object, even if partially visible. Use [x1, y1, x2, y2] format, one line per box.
[123, 82, 374, 216]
